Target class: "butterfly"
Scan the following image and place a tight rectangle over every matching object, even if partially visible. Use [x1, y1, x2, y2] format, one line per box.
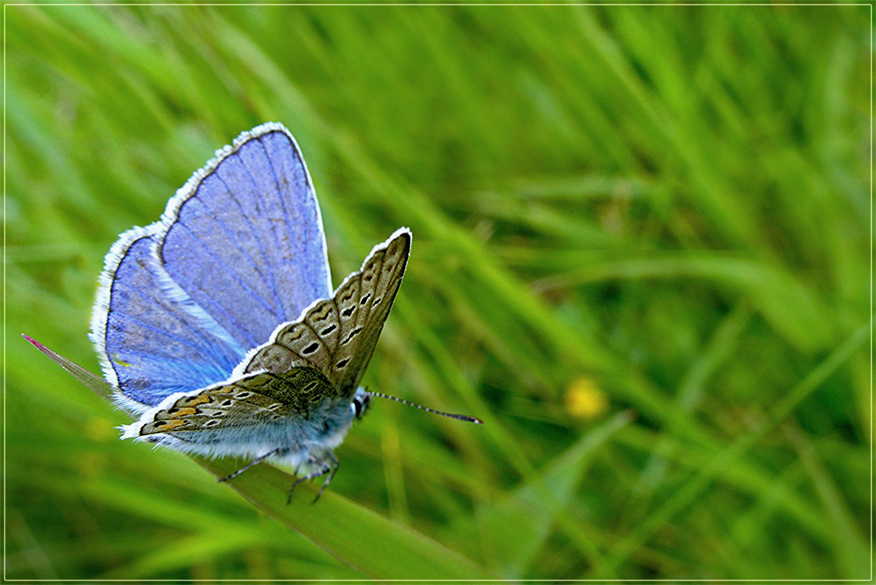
[29, 123, 480, 501]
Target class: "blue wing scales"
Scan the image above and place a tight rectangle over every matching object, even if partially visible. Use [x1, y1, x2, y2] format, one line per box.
[91, 123, 332, 408]
[90, 232, 244, 407]
[158, 127, 331, 349]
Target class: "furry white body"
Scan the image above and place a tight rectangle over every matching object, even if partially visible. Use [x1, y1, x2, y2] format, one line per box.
[121, 386, 368, 471]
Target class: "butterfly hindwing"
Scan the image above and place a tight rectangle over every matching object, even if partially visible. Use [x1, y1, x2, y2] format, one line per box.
[134, 368, 335, 436]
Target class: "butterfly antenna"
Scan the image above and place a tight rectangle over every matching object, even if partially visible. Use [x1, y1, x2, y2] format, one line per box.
[365, 391, 483, 424]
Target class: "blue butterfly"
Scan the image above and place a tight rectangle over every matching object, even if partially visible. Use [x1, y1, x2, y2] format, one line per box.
[30, 123, 479, 501]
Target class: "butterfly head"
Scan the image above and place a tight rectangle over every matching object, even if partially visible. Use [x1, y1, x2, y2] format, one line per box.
[351, 387, 371, 419]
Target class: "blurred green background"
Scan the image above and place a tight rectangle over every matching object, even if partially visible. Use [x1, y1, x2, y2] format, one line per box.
[5, 2, 871, 581]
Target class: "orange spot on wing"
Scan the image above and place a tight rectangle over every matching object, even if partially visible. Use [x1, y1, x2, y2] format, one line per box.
[167, 407, 198, 418]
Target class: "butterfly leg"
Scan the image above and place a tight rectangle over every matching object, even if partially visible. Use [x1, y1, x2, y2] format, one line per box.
[286, 451, 339, 505]
[219, 448, 287, 483]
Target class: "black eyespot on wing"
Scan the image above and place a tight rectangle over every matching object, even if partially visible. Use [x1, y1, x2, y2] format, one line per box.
[342, 327, 362, 345]
[336, 357, 350, 369]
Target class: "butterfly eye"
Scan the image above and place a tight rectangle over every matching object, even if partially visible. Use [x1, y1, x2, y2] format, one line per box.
[352, 393, 370, 419]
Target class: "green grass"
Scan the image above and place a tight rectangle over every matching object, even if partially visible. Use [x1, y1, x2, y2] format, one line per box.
[5, 3, 871, 581]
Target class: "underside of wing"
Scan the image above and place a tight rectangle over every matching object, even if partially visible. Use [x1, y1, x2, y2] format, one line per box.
[239, 228, 412, 399]
[130, 367, 335, 436]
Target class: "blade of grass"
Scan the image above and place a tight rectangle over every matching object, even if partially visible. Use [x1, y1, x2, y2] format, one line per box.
[784, 424, 869, 578]
[22, 338, 493, 579]
[593, 321, 869, 578]
[195, 456, 493, 579]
